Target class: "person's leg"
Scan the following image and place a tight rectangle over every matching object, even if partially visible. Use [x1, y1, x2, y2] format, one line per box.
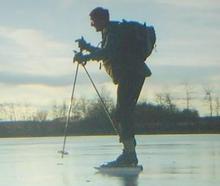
[116, 74, 145, 143]
[101, 74, 145, 167]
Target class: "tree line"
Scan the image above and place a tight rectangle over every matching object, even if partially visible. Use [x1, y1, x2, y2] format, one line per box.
[1, 83, 219, 122]
[0, 93, 219, 137]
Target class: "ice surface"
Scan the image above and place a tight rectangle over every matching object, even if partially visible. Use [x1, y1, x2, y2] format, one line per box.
[0, 134, 220, 186]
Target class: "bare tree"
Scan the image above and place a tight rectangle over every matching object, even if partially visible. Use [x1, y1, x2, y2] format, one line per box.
[51, 100, 69, 120]
[22, 103, 33, 121]
[99, 86, 114, 112]
[4, 103, 17, 121]
[59, 101, 68, 118]
[51, 102, 60, 119]
[71, 98, 89, 120]
[33, 110, 48, 122]
[155, 93, 164, 106]
[204, 88, 213, 117]
[155, 92, 176, 111]
[0, 104, 5, 120]
[215, 96, 220, 117]
[183, 83, 194, 110]
[164, 93, 176, 111]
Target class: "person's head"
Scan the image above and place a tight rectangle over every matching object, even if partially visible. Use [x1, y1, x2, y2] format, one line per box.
[89, 7, 109, 32]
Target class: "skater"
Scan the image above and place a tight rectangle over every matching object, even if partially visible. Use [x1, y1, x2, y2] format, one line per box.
[74, 7, 153, 168]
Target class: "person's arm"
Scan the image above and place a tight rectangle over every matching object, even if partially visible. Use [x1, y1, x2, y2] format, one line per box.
[76, 37, 100, 53]
[86, 32, 120, 61]
[82, 42, 100, 53]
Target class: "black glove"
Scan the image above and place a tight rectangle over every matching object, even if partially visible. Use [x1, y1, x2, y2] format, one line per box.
[75, 37, 90, 51]
[73, 52, 89, 64]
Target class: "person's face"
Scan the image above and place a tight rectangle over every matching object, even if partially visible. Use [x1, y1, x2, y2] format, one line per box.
[90, 17, 106, 32]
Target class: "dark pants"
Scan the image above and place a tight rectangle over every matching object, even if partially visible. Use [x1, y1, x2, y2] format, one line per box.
[115, 73, 145, 142]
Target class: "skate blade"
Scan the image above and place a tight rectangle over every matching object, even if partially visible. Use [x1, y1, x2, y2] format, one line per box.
[94, 165, 143, 175]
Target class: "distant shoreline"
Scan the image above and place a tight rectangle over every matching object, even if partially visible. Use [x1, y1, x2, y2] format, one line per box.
[0, 116, 219, 138]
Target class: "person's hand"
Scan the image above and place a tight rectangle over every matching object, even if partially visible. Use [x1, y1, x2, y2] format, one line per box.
[73, 52, 88, 65]
[75, 37, 89, 51]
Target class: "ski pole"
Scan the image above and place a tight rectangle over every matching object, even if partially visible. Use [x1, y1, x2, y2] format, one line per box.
[59, 62, 79, 158]
[82, 65, 119, 135]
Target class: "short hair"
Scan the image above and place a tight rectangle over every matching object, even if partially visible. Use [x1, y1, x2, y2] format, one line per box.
[89, 7, 109, 21]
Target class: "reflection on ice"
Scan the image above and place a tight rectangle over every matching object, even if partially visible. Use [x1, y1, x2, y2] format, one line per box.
[0, 134, 220, 186]
[95, 166, 143, 178]
[96, 171, 140, 186]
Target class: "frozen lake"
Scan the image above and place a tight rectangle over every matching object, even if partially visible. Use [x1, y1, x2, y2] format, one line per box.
[0, 134, 220, 186]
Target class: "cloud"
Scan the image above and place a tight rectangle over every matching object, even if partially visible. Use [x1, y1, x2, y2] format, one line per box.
[0, 26, 74, 76]
[154, 0, 220, 9]
[0, 26, 111, 89]
[150, 64, 220, 85]
[0, 26, 69, 56]
[0, 70, 110, 87]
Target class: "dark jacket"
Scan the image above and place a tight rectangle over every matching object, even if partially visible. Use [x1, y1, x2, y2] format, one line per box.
[86, 21, 151, 84]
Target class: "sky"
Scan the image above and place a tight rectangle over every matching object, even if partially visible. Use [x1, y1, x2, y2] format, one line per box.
[0, 0, 220, 119]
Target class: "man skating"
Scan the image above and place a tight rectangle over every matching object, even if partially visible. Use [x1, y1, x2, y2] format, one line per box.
[74, 7, 152, 168]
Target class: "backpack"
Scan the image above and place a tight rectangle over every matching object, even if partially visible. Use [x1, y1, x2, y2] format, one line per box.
[119, 20, 156, 61]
